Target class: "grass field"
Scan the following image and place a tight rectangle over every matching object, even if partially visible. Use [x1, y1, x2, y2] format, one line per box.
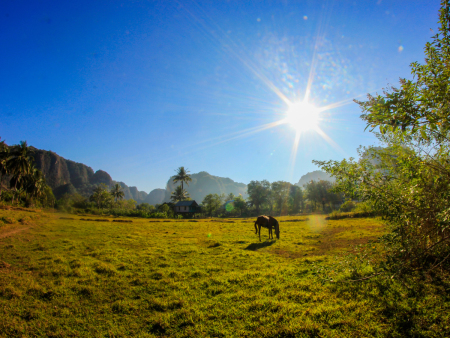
[1, 208, 449, 337]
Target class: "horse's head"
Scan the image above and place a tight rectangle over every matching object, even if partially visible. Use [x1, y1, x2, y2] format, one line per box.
[275, 220, 280, 239]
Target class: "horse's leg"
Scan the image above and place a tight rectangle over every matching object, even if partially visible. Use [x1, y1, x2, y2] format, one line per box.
[258, 225, 261, 241]
[254, 222, 258, 234]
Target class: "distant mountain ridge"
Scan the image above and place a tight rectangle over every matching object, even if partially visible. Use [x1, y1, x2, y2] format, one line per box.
[31, 147, 151, 202]
[28, 147, 248, 205]
[14, 146, 332, 205]
[295, 170, 335, 187]
[165, 171, 248, 203]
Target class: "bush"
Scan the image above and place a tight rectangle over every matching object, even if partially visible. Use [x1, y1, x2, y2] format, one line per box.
[354, 201, 374, 213]
[339, 200, 356, 212]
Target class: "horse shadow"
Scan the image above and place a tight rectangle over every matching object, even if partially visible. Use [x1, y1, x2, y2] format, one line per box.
[244, 240, 276, 251]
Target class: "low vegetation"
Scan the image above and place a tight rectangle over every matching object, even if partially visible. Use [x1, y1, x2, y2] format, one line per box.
[1, 207, 450, 337]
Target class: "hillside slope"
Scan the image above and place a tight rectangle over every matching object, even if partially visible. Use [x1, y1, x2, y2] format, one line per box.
[296, 170, 335, 187]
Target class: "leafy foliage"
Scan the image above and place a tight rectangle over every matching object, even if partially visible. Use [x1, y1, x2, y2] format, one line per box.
[304, 180, 342, 212]
[170, 185, 190, 203]
[314, 1, 450, 277]
[110, 183, 125, 203]
[89, 184, 113, 209]
[202, 193, 222, 217]
[247, 180, 271, 215]
[173, 166, 192, 190]
[0, 140, 53, 207]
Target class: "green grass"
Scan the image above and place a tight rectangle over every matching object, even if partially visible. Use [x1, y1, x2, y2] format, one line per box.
[1, 208, 449, 337]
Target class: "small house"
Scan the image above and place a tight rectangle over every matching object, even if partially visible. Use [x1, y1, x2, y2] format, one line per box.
[174, 200, 200, 214]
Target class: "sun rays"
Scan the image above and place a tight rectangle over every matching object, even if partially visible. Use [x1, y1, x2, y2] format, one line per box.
[158, 0, 361, 174]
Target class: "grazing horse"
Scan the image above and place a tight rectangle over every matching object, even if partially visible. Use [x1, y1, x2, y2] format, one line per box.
[254, 215, 280, 241]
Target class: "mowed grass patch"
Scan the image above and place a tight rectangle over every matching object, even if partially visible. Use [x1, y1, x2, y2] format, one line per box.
[1, 211, 449, 337]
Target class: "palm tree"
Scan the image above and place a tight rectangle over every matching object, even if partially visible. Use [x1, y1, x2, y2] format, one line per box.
[24, 167, 46, 205]
[7, 141, 34, 204]
[170, 185, 190, 203]
[0, 139, 10, 200]
[110, 183, 125, 203]
[90, 184, 111, 209]
[173, 166, 192, 190]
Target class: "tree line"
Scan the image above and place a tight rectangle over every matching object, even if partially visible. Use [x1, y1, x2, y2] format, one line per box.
[0, 139, 55, 207]
[0, 141, 344, 218]
[169, 167, 344, 217]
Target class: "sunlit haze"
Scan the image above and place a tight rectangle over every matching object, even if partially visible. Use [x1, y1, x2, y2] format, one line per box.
[0, 1, 440, 192]
[285, 101, 320, 133]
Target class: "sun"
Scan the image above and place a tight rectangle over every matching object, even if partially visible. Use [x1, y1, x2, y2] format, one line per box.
[285, 101, 320, 132]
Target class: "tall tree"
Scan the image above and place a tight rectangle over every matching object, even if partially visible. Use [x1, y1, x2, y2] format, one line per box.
[304, 180, 319, 211]
[315, 1, 450, 275]
[233, 195, 247, 216]
[271, 181, 291, 216]
[110, 183, 125, 203]
[90, 184, 112, 209]
[247, 180, 271, 215]
[289, 185, 304, 214]
[226, 192, 235, 202]
[173, 166, 192, 190]
[171, 185, 190, 203]
[7, 141, 33, 204]
[202, 193, 222, 217]
[23, 166, 46, 205]
[0, 138, 9, 200]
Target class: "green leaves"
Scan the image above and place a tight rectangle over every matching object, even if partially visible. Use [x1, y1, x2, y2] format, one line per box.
[170, 186, 190, 203]
[357, 1, 450, 145]
[320, 1, 450, 277]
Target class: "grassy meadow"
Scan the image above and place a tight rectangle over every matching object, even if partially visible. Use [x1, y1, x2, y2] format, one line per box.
[1, 208, 449, 337]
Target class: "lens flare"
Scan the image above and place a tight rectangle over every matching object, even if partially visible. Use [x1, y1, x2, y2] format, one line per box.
[286, 101, 320, 132]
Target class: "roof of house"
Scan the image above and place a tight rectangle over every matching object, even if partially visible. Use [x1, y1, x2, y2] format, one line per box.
[174, 200, 198, 207]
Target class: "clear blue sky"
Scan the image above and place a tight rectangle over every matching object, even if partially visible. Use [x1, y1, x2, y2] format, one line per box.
[0, 0, 440, 192]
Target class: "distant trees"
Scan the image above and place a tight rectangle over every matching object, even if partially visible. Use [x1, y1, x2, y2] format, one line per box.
[136, 203, 155, 213]
[110, 183, 125, 203]
[171, 166, 192, 203]
[233, 195, 247, 216]
[289, 185, 304, 214]
[7, 141, 34, 204]
[171, 185, 190, 203]
[0, 139, 9, 199]
[271, 181, 291, 216]
[0, 140, 53, 207]
[304, 180, 342, 211]
[202, 193, 222, 217]
[173, 166, 192, 190]
[226, 192, 235, 202]
[247, 180, 308, 216]
[247, 180, 271, 215]
[245, 178, 344, 215]
[90, 184, 112, 209]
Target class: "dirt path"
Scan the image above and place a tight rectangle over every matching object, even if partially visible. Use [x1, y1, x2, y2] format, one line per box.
[0, 225, 31, 239]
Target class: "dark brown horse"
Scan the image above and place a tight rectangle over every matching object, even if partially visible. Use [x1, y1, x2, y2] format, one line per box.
[254, 215, 280, 241]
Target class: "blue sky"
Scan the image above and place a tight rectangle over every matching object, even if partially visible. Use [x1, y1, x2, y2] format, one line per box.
[0, 0, 441, 192]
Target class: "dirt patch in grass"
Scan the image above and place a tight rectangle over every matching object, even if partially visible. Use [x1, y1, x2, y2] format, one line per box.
[272, 248, 305, 259]
[0, 261, 12, 269]
[0, 226, 31, 239]
[0, 206, 40, 213]
[280, 218, 309, 222]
